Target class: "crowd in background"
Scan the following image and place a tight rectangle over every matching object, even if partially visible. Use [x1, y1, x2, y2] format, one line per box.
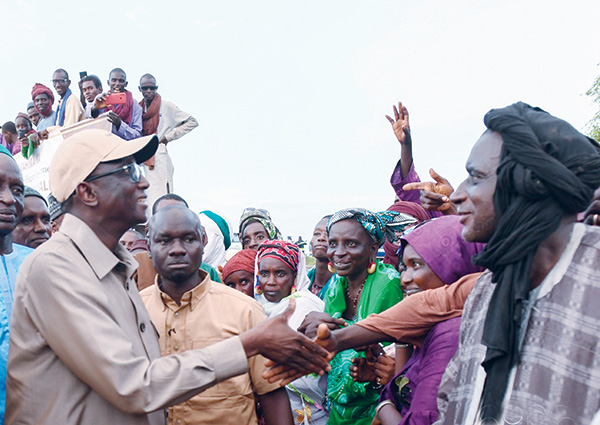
[1, 70, 600, 425]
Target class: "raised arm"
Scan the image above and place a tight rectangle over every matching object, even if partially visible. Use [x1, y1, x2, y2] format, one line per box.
[403, 168, 456, 215]
[386, 101, 412, 179]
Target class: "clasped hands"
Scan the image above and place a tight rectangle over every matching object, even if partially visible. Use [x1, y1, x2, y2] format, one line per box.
[262, 311, 345, 385]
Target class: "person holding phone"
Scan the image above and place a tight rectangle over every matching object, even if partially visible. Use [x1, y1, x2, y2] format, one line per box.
[87, 68, 142, 141]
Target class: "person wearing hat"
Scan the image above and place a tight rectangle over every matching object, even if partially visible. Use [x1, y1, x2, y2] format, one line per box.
[46, 192, 64, 233]
[198, 210, 231, 268]
[26, 102, 40, 128]
[31, 83, 56, 132]
[12, 186, 52, 249]
[6, 129, 332, 425]
[0, 146, 33, 423]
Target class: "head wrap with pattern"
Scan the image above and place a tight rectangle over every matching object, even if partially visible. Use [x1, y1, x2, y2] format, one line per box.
[257, 240, 300, 274]
[327, 208, 401, 247]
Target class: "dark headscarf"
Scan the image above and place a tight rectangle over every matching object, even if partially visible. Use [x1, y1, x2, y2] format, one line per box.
[383, 201, 430, 268]
[400, 215, 485, 285]
[474, 102, 600, 422]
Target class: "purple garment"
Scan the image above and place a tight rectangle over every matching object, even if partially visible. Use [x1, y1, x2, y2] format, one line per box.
[0, 136, 21, 156]
[85, 101, 142, 141]
[401, 215, 486, 285]
[390, 161, 442, 219]
[380, 317, 461, 425]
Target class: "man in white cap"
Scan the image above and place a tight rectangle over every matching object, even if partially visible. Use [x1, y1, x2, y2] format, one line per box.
[6, 129, 331, 425]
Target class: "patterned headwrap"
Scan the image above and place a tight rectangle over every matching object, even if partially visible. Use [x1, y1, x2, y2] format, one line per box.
[257, 240, 300, 274]
[239, 207, 282, 241]
[327, 208, 400, 247]
[222, 249, 257, 282]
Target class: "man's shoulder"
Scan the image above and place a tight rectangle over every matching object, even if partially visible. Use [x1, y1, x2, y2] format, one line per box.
[139, 283, 158, 302]
[580, 224, 600, 250]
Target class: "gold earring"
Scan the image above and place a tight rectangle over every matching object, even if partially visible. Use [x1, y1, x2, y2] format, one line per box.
[328, 262, 335, 273]
[367, 261, 376, 274]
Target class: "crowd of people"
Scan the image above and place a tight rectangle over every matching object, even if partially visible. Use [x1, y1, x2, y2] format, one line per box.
[0, 72, 600, 425]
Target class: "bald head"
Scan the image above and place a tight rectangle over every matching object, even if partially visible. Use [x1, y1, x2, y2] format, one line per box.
[148, 205, 202, 239]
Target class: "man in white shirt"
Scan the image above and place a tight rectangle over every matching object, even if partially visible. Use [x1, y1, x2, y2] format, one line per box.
[138, 73, 198, 210]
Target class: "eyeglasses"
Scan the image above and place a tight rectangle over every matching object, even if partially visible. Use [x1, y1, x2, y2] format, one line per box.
[85, 163, 144, 183]
[140, 86, 158, 91]
[52, 79, 68, 84]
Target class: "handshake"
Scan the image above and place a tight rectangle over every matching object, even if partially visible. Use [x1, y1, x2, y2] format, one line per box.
[239, 300, 342, 384]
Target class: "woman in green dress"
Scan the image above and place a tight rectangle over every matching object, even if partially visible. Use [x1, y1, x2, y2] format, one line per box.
[323, 208, 404, 425]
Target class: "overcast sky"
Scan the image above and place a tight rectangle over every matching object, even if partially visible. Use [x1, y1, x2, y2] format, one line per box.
[1, 0, 599, 240]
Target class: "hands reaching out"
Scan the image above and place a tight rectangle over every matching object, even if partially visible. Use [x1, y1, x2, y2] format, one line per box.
[349, 344, 395, 387]
[403, 168, 457, 214]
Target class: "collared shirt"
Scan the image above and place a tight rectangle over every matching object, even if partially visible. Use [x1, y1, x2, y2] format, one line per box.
[141, 274, 279, 425]
[436, 224, 600, 425]
[6, 214, 248, 425]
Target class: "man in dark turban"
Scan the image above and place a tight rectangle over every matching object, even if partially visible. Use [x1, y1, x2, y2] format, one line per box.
[438, 102, 600, 424]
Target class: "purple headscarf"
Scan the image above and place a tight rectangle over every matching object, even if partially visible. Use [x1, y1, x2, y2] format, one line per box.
[401, 215, 486, 285]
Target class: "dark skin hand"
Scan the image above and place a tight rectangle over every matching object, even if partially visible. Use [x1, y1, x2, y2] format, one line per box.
[257, 387, 294, 425]
[350, 346, 395, 386]
[297, 311, 347, 338]
[265, 322, 390, 385]
[403, 168, 457, 214]
[386, 101, 412, 179]
[107, 112, 122, 131]
[243, 299, 333, 379]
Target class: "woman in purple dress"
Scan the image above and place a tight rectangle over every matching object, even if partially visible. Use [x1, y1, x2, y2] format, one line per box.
[373, 216, 485, 425]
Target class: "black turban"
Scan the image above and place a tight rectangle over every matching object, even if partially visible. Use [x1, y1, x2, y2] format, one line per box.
[473, 102, 600, 423]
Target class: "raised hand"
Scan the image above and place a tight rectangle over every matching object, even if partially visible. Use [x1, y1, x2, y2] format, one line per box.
[385, 102, 410, 145]
[402, 168, 456, 213]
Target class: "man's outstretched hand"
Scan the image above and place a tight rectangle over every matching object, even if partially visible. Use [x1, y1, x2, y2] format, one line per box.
[403, 168, 456, 214]
[263, 323, 337, 385]
[242, 299, 332, 383]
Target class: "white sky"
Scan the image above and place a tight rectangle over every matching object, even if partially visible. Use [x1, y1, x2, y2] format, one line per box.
[1, 0, 599, 240]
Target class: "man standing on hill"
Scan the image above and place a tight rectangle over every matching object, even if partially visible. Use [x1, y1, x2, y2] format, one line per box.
[138, 73, 198, 211]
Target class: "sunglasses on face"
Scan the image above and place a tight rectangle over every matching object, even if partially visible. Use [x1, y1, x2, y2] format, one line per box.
[85, 162, 144, 183]
[140, 86, 158, 91]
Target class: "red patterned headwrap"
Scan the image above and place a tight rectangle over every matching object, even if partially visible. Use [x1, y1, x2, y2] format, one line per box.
[257, 240, 300, 274]
[222, 249, 257, 282]
[31, 83, 54, 116]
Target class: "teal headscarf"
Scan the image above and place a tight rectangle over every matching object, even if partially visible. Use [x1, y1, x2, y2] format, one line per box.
[327, 208, 403, 247]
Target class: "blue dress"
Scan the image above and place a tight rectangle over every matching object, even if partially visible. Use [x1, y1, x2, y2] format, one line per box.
[0, 244, 34, 422]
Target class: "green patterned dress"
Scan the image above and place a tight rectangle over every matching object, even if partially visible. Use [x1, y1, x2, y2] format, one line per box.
[324, 261, 403, 425]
